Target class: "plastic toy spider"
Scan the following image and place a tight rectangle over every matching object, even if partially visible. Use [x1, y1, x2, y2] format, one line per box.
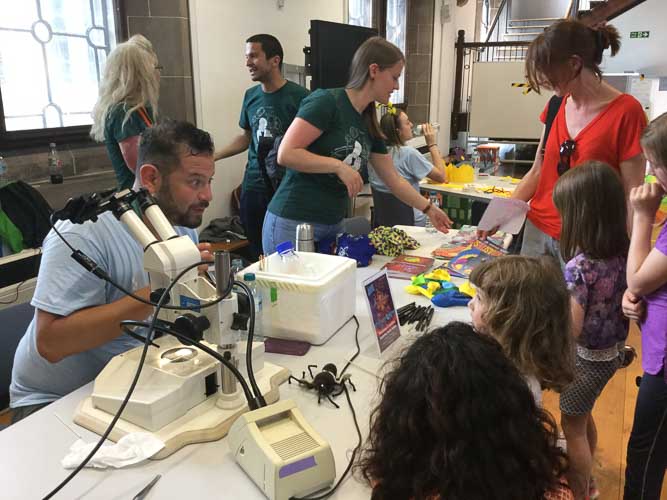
[288, 363, 356, 408]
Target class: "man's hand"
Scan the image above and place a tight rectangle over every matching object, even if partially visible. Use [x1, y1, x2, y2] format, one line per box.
[197, 242, 213, 273]
[476, 226, 500, 240]
[622, 289, 645, 322]
[336, 162, 363, 197]
[427, 206, 452, 233]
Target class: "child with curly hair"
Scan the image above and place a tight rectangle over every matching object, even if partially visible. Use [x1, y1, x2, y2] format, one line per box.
[357, 321, 573, 500]
[468, 255, 576, 406]
[552, 161, 631, 500]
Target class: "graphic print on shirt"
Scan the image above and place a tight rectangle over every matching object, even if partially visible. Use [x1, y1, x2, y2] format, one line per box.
[251, 107, 283, 142]
[332, 127, 368, 172]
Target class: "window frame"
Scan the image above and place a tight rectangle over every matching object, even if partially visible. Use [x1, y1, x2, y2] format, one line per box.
[347, 0, 409, 106]
[0, 1, 127, 150]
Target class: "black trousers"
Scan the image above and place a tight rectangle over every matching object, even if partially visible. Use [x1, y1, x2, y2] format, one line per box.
[624, 370, 667, 499]
[240, 189, 271, 261]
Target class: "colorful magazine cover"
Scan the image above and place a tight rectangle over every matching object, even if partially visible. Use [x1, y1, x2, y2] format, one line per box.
[363, 271, 401, 354]
[446, 239, 506, 278]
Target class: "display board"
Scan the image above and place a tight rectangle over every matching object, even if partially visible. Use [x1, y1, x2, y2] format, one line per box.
[469, 61, 551, 140]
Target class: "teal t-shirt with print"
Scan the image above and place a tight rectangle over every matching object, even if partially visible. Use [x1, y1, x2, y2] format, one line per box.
[239, 81, 309, 193]
[268, 88, 387, 225]
[104, 103, 154, 190]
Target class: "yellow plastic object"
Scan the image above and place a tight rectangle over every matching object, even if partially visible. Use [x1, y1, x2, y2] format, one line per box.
[458, 280, 476, 298]
[424, 269, 451, 281]
[446, 163, 475, 183]
[405, 281, 441, 299]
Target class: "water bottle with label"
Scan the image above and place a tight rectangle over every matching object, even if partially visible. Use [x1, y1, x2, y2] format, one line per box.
[243, 272, 264, 342]
[425, 194, 441, 234]
[412, 122, 440, 136]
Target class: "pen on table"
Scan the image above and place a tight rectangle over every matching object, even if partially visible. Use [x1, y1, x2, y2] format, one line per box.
[133, 474, 161, 500]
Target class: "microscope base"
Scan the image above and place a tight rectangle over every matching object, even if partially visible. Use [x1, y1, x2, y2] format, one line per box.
[73, 347, 289, 459]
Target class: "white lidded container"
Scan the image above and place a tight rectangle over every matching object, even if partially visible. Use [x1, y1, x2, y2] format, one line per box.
[240, 251, 356, 344]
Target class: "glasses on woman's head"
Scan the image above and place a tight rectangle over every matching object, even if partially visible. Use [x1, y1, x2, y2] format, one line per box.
[557, 140, 576, 176]
[155, 64, 164, 72]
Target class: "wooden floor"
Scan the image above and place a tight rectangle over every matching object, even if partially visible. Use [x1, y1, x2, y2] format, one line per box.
[1, 324, 664, 498]
[543, 322, 667, 499]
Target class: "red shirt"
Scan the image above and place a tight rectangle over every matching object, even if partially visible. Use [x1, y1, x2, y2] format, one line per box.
[527, 93, 646, 239]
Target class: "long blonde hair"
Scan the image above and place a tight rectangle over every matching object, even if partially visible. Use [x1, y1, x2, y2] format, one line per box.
[90, 34, 159, 141]
[347, 36, 404, 140]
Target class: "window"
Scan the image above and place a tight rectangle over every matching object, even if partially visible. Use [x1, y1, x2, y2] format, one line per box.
[0, 0, 118, 147]
[385, 0, 406, 104]
[347, 0, 407, 105]
[348, 0, 373, 28]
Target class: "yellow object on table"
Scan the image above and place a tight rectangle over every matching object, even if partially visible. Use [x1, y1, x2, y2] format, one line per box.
[458, 280, 476, 298]
[405, 281, 441, 299]
[445, 163, 475, 183]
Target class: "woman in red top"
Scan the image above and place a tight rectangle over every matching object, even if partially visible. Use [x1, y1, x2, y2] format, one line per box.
[513, 19, 646, 261]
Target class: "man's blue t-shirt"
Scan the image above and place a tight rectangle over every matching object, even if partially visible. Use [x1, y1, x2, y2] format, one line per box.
[10, 212, 197, 408]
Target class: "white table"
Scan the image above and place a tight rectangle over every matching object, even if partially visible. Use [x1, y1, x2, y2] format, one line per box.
[420, 175, 517, 202]
[0, 227, 468, 499]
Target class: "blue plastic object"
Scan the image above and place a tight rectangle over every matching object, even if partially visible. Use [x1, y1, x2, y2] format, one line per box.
[431, 289, 472, 308]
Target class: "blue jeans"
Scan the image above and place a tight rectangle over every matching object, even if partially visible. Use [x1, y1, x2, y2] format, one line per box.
[520, 218, 565, 269]
[624, 370, 667, 500]
[262, 211, 342, 255]
[240, 189, 271, 261]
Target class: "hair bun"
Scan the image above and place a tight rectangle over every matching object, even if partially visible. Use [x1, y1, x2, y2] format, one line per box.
[594, 24, 621, 60]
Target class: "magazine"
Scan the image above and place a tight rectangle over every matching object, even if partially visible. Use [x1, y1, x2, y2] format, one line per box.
[446, 239, 506, 278]
[383, 254, 435, 279]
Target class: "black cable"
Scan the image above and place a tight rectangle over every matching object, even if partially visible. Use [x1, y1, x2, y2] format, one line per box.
[290, 384, 363, 500]
[233, 280, 266, 407]
[42, 259, 205, 499]
[339, 315, 360, 378]
[120, 319, 258, 410]
[305, 315, 357, 348]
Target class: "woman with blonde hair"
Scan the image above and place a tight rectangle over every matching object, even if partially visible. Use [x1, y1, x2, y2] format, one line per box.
[262, 36, 452, 254]
[91, 34, 160, 190]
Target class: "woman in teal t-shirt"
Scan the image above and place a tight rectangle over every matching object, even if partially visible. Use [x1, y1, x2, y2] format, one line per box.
[263, 37, 452, 253]
[90, 35, 159, 190]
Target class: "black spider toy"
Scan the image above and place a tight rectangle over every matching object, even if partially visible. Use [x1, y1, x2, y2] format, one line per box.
[288, 363, 356, 408]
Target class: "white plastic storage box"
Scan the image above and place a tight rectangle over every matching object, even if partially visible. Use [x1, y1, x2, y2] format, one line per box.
[241, 252, 356, 344]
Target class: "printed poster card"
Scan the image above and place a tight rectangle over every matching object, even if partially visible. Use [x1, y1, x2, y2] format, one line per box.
[362, 270, 401, 356]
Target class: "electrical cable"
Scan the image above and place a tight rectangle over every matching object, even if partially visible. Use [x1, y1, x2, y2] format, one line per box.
[305, 314, 357, 348]
[232, 280, 267, 407]
[42, 259, 207, 499]
[339, 315, 360, 378]
[290, 384, 363, 500]
[120, 320, 258, 410]
[290, 316, 362, 500]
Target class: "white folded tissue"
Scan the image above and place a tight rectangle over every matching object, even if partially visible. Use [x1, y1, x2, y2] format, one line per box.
[61, 432, 165, 469]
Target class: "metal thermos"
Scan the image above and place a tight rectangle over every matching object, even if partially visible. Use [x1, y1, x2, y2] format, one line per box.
[295, 223, 315, 252]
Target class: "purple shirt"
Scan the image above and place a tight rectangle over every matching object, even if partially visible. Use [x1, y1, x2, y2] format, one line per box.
[565, 253, 628, 350]
[640, 224, 667, 376]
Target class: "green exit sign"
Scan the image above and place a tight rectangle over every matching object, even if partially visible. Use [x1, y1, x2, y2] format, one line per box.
[630, 31, 650, 39]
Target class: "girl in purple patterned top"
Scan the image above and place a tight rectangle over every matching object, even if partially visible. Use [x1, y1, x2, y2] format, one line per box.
[553, 161, 630, 500]
[623, 112, 667, 500]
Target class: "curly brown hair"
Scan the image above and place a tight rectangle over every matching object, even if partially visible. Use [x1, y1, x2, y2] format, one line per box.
[469, 256, 575, 391]
[356, 322, 570, 500]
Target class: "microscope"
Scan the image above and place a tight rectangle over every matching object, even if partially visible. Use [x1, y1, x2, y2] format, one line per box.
[54, 188, 335, 500]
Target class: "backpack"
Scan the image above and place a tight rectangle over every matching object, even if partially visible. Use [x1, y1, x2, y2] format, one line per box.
[542, 95, 564, 155]
[257, 135, 286, 196]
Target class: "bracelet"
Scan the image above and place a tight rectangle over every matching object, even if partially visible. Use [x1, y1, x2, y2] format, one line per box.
[422, 200, 433, 214]
[427, 143, 437, 149]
